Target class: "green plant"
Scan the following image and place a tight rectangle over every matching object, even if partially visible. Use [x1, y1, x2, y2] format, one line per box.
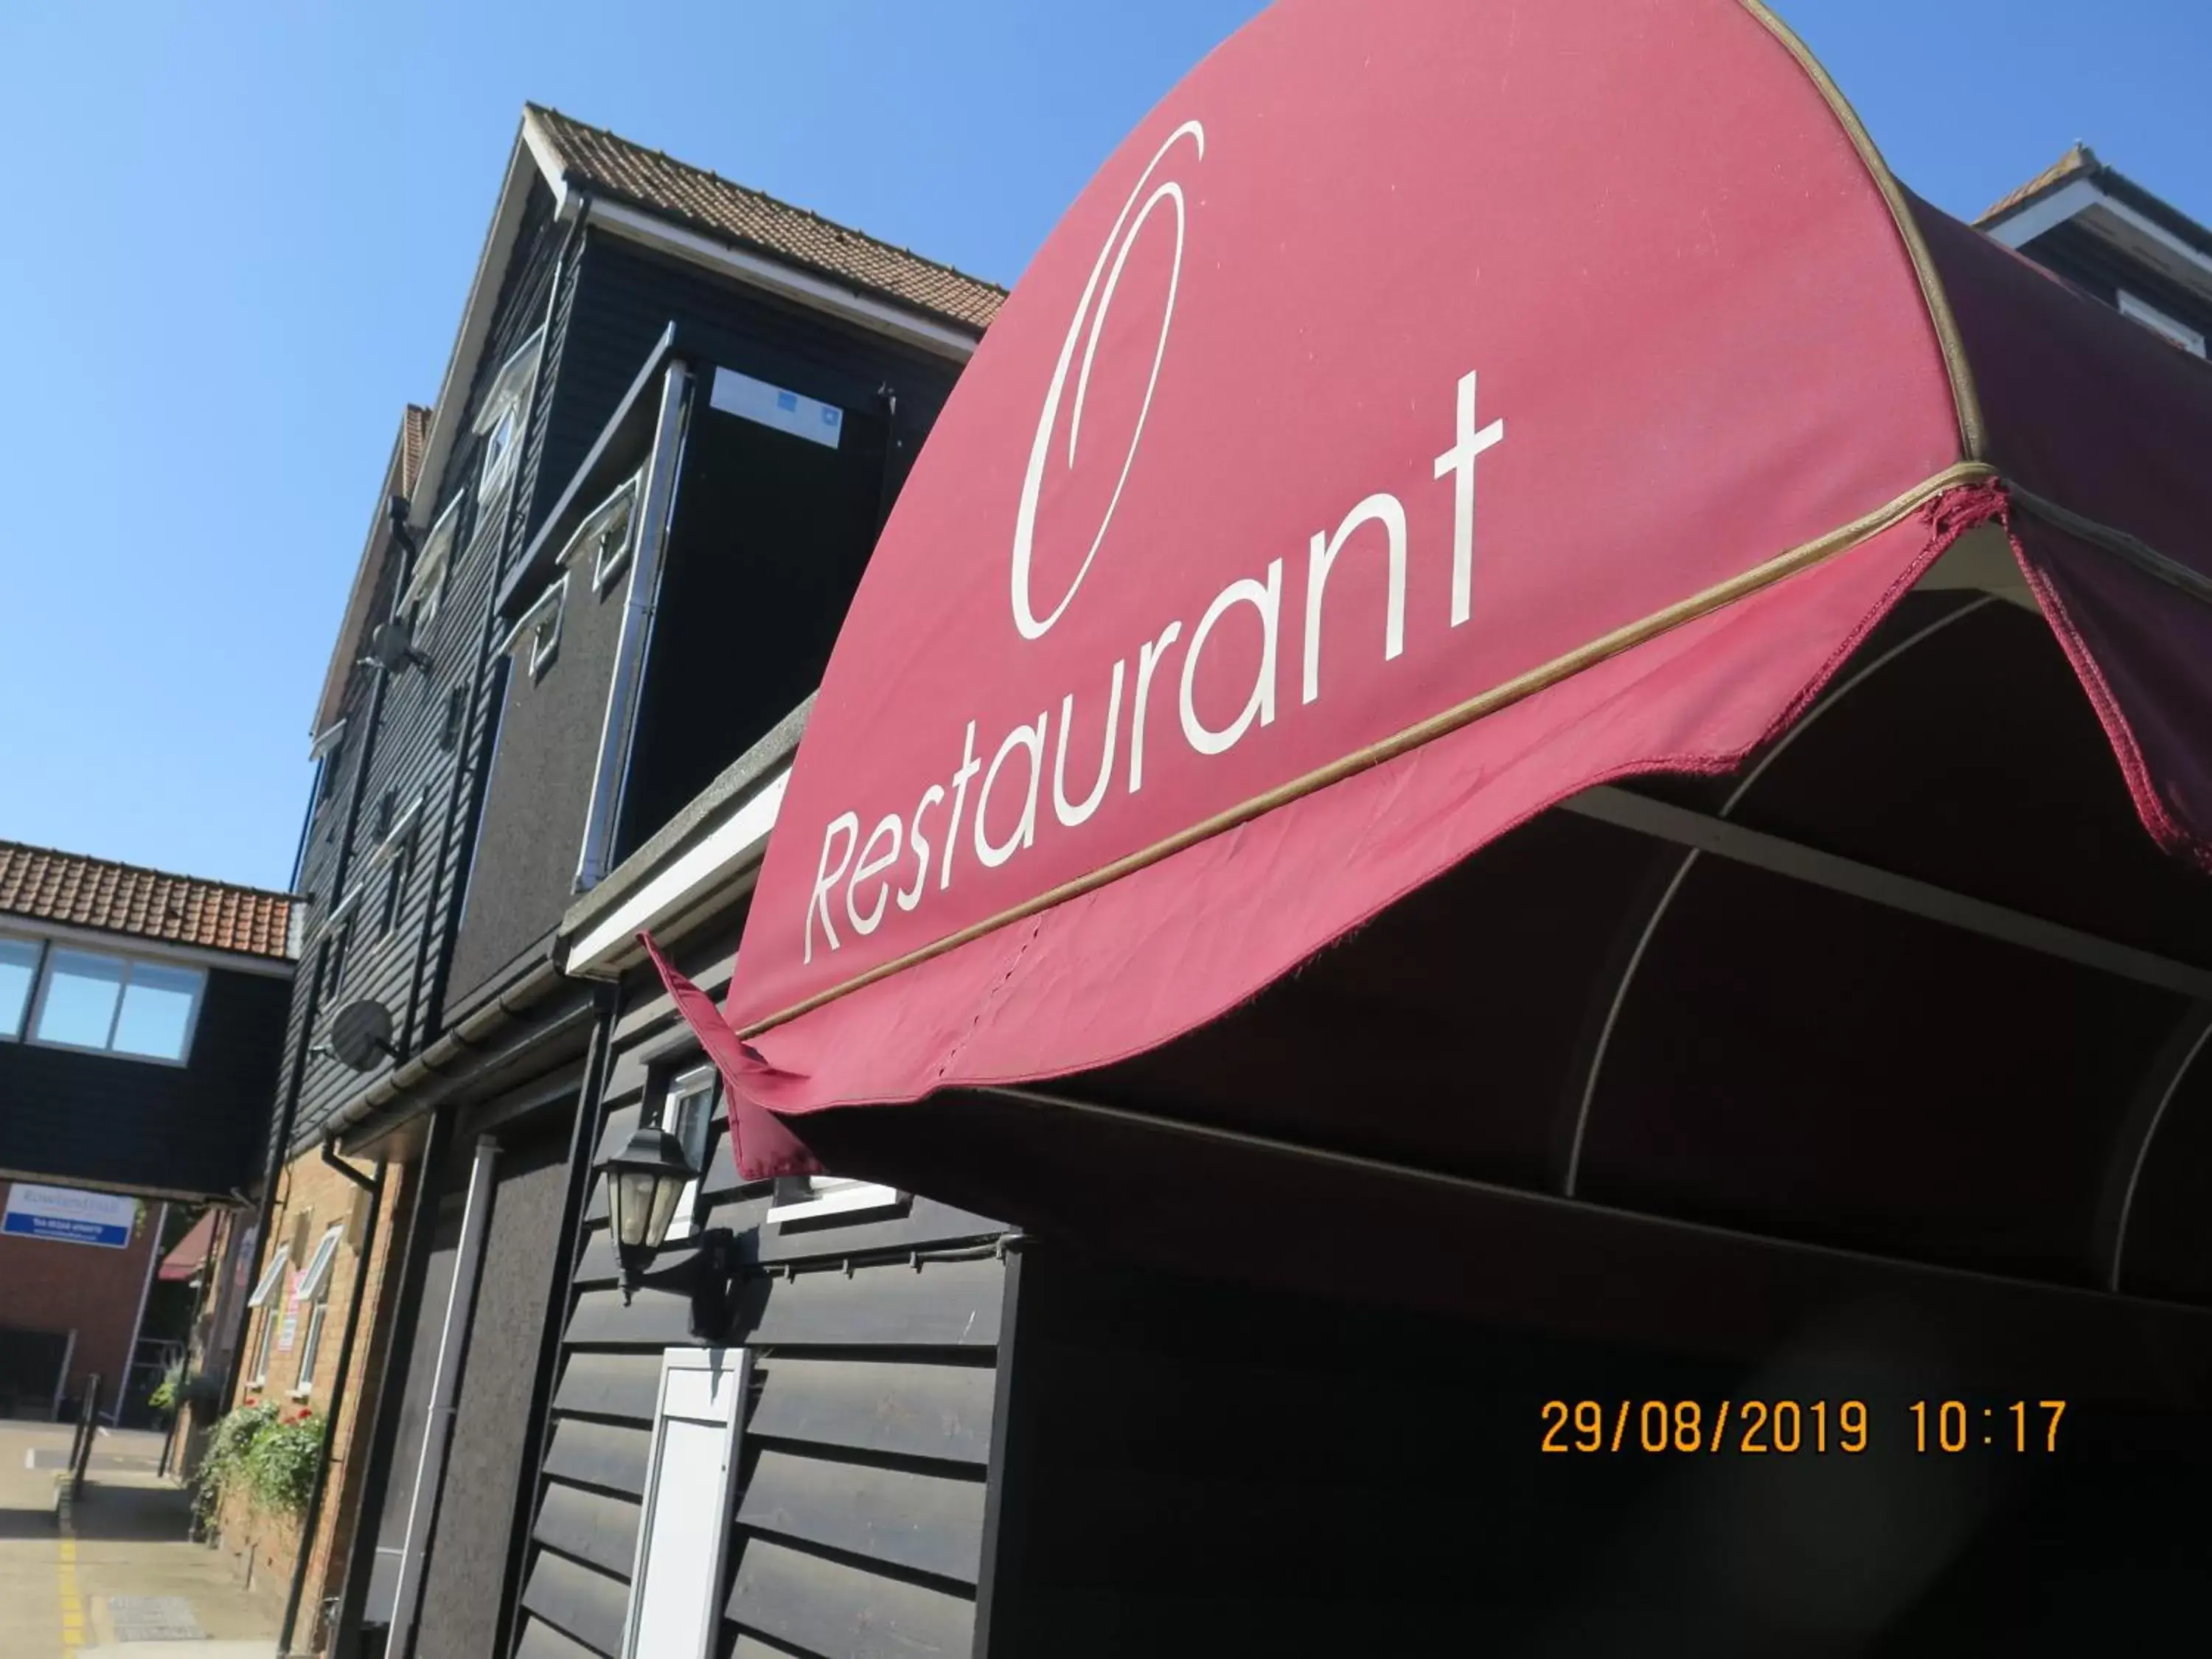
[192, 1402, 277, 1528]
[192, 1402, 325, 1525]
[149, 1364, 183, 1414]
[244, 1411, 324, 1517]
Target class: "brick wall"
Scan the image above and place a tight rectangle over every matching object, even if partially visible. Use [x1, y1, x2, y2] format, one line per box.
[206, 1147, 416, 1650]
[0, 1181, 161, 1415]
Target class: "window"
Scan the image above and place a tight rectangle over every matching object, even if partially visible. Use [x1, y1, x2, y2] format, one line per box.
[439, 685, 468, 752]
[401, 498, 462, 633]
[247, 1244, 291, 1309]
[310, 720, 348, 810]
[27, 948, 206, 1063]
[765, 1174, 905, 1226]
[292, 1222, 344, 1303]
[0, 936, 41, 1040]
[476, 327, 544, 501]
[2118, 290, 2208, 357]
[655, 1065, 719, 1244]
[246, 1304, 279, 1389]
[554, 475, 641, 597]
[291, 1223, 344, 1398]
[621, 1347, 750, 1659]
[494, 576, 567, 681]
[379, 836, 413, 936]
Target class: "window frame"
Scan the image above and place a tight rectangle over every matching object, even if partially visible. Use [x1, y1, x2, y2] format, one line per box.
[765, 1174, 906, 1227]
[493, 574, 568, 682]
[292, 1267, 335, 1399]
[291, 1222, 346, 1304]
[655, 1064, 720, 1244]
[21, 945, 207, 1067]
[246, 1243, 291, 1310]
[246, 1302, 280, 1390]
[0, 932, 45, 1043]
[2118, 289, 2208, 357]
[400, 496, 465, 636]
[475, 325, 545, 504]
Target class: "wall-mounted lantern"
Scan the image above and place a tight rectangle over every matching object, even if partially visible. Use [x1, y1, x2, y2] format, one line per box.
[595, 1121, 738, 1338]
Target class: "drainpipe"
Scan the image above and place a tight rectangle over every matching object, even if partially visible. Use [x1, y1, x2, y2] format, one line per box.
[495, 984, 619, 1659]
[276, 1144, 383, 1658]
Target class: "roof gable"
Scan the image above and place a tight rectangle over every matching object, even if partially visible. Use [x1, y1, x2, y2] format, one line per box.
[524, 104, 1006, 333]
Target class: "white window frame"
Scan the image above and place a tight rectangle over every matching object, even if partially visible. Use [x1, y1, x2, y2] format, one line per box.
[246, 1244, 291, 1309]
[400, 496, 464, 633]
[293, 1286, 332, 1399]
[0, 932, 44, 1043]
[553, 475, 642, 597]
[493, 574, 568, 681]
[291, 1222, 346, 1304]
[619, 1346, 751, 1659]
[657, 1065, 719, 1245]
[765, 1174, 905, 1227]
[476, 326, 545, 501]
[23, 946, 206, 1067]
[2118, 290, 2208, 357]
[246, 1302, 279, 1389]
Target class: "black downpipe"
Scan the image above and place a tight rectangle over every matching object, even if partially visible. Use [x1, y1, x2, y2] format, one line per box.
[329, 1110, 454, 1659]
[277, 1145, 385, 1658]
[495, 984, 619, 1659]
[403, 204, 590, 1051]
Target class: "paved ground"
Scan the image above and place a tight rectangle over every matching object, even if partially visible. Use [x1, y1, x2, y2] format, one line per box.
[0, 1421, 276, 1659]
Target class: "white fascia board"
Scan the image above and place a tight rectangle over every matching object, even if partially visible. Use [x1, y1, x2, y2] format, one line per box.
[0, 915, 295, 980]
[563, 768, 790, 976]
[1989, 176, 2212, 293]
[1983, 176, 2102, 249]
[580, 198, 981, 364]
[409, 133, 540, 531]
[519, 108, 574, 220]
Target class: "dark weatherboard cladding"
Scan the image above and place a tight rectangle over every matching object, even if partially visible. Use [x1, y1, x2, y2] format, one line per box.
[517, 921, 1010, 1659]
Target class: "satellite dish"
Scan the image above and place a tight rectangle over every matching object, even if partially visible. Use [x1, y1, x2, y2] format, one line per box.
[327, 999, 401, 1071]
[366, 619, 431, 675]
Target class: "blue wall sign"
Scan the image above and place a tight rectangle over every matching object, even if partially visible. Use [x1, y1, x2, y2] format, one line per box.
[1, 1183, 136, 1248]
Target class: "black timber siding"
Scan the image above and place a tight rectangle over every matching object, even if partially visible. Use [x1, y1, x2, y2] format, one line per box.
[512, 918, 1009, 1659]
[285, 177, 576, 1152]
[441, 232, 970, 1020]
[2018, 218, 2212, 344]
[0, 963, 288, 1197]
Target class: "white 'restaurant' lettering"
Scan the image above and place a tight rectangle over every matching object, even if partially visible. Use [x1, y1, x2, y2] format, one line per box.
[801, 369, 1505, 964]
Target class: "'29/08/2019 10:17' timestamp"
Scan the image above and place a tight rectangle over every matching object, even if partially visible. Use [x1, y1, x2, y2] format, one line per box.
[1539, 1399, 2068, 1455]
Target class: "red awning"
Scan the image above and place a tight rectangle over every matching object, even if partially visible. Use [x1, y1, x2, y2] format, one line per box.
[655, 0, 2212, 1172]
[157, 1209, 216, 1281]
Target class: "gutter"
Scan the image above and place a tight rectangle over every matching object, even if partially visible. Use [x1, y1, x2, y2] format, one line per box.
[317, 953, 571, 1156]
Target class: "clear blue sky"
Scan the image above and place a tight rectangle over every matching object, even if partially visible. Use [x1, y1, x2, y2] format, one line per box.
[0, 1, 2204, 891]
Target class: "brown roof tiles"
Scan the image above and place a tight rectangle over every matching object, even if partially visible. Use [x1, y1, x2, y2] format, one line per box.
[0, 841, 294, 962]
[526, 105, 1006, 333]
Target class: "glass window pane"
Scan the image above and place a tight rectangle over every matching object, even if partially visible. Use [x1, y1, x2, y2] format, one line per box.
[0, 939, 38, 1040]
[112, 963, 204, 1060]
[35, 950, 125, 1049]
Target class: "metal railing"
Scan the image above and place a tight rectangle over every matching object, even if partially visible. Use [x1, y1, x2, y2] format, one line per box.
[68, 1373, 102, 1500]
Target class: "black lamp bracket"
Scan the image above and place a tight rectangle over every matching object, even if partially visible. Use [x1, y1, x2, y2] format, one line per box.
[619, 1227, 741, 1340]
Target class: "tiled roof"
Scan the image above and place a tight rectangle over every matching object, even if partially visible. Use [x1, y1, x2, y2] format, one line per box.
[400, 403, 432, 498]
[0, 841, 294, 961]
[526, 105, 1006, 333]
[1978, 142, 2100, 226]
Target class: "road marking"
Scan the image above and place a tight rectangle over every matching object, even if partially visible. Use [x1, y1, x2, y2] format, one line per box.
[56, 1476, 84, 1656]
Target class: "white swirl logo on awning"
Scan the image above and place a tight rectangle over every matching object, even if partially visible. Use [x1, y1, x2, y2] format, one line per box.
[1009, 119, 1206, 641]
